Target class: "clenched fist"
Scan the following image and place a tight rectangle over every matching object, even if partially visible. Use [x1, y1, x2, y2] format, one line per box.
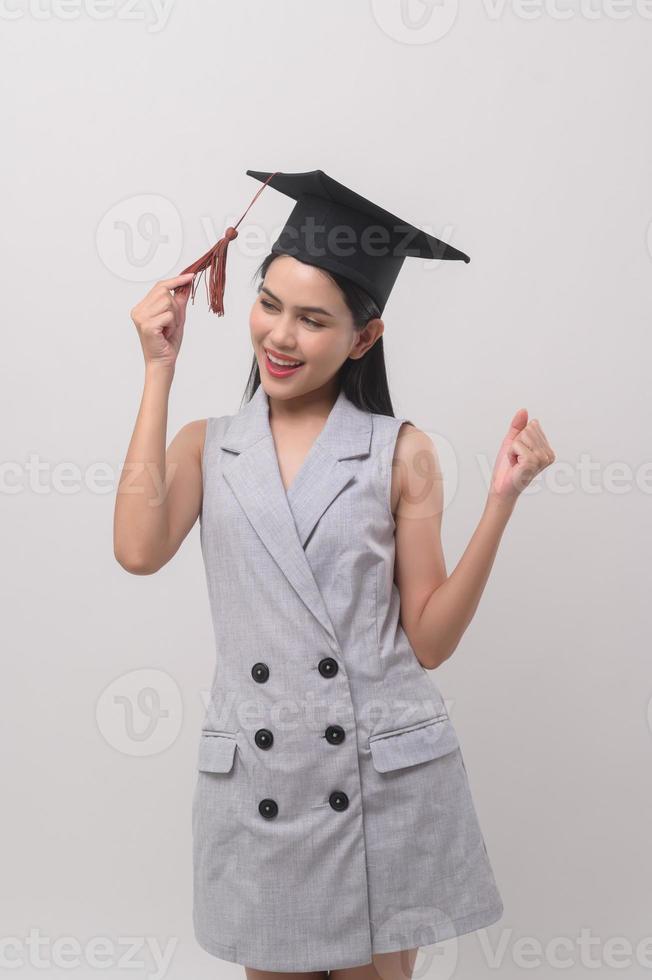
[490, 410, 556, 504]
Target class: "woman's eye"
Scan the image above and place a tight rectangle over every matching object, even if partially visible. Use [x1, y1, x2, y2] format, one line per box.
[261, 299, 322, 328]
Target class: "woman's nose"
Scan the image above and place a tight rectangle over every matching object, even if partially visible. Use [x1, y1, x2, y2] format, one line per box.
[268, 320, 299, 350]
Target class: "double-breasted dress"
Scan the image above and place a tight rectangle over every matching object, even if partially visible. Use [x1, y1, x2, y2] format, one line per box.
[193, 382, 504, 972]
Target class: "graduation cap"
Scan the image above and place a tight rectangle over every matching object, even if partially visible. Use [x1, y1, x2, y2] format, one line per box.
[175, 169, 470, 317]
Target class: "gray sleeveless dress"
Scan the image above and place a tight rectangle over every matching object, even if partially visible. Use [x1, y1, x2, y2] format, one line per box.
[193, 382, 504, 972]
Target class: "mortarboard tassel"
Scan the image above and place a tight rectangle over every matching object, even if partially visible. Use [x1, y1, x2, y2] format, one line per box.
[175, 170, 280, 317]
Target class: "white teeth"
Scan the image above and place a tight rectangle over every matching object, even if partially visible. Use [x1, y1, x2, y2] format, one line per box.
[266, 351, 303, 367]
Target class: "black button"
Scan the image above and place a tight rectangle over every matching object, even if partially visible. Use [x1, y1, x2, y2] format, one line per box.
[251, 662, 269, 683]
[318, 657, 339, 678]
[255, 728, 274, 749]
[325, 724, 345, 745]
[329, 790, 349, 811]
[259, 798, 278, 819]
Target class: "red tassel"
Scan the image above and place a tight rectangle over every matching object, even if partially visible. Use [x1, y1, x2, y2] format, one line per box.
[175, 171, 280, 317]
[177, 226, 238, 316]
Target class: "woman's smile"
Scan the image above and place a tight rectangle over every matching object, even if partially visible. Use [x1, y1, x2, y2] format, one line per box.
[263, 346, 306, 378]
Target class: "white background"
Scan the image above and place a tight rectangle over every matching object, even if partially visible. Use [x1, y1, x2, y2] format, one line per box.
[2, 1, 651, 977]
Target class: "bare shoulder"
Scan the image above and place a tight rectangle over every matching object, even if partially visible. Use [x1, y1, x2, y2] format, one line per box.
[395, 421, 432, 453]
[187, 418, 208, 453]
[390, 422, 442, 519]
[393, 422, 439, 473]
[167, 418, 208, 466]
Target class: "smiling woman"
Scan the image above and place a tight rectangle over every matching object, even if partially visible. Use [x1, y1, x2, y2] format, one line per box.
[245, 249, 393, 418]
[113, 168, 537, 975]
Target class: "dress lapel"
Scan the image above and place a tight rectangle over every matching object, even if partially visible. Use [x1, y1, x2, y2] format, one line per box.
[219, 383, 373, 645]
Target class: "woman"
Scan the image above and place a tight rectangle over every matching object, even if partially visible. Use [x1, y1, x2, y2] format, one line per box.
[114, 172, 555, 979]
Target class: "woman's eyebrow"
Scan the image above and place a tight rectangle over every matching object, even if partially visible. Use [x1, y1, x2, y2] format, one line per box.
[260, 286, 335, 318]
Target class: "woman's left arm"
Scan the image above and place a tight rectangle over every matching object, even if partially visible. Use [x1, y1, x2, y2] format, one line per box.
[394, 410, 555, 670]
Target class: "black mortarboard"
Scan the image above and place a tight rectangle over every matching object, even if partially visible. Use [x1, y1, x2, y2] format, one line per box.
[176, 169, 470, 316]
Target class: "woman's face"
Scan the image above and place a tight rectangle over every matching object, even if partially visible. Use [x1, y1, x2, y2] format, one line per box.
[249, 255, 382, 400]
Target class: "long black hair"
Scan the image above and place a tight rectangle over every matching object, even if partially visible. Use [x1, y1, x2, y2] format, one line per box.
[241, 252, 397, 417]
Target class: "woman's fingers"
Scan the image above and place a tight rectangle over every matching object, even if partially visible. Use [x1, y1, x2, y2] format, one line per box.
[157, 272, 196, 290]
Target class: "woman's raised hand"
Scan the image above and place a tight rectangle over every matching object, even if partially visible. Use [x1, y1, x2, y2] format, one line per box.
[129, 272, 195, 371]
[489, 409, 556, 505]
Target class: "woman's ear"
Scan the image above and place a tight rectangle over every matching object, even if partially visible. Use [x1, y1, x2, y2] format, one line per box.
[349, 318, 384, 360]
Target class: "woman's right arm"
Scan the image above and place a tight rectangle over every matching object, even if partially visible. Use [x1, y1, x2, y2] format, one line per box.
[113, 271, 204, 575]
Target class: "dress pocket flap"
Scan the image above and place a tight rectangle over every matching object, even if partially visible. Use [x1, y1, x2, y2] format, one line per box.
[198, 731, 237, 773]
[368, 714, 459, 773]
